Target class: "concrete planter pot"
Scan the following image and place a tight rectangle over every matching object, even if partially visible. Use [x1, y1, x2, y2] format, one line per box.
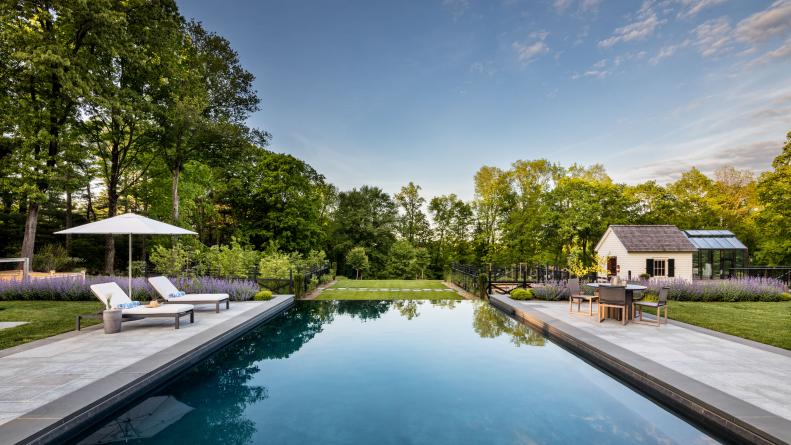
[103, 309, 122, 334]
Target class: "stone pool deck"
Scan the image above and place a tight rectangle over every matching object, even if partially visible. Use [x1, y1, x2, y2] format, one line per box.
[0, 295, 293, 445]
[490, 295, 791, 445]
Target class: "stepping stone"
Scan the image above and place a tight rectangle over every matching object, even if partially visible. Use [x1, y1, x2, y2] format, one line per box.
[0, 322, 28, 330]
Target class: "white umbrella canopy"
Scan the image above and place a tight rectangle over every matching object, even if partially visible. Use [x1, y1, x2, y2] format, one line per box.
[55, 213, 197, 295]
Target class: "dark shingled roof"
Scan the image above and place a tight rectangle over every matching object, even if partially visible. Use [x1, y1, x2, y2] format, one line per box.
[609, 225, 697, 252]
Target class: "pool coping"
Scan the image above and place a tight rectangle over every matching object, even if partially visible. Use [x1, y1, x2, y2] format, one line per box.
[1, 295, 295, 445]
[489, 294, 791, 445]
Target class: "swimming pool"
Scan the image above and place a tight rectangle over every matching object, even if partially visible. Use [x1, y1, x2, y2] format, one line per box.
[73, 300, 719, 444]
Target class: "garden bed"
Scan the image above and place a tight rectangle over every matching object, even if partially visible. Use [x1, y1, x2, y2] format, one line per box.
[0, 276, 259, 302]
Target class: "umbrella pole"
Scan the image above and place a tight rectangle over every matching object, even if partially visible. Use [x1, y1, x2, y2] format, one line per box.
[128, 233, 133, 297]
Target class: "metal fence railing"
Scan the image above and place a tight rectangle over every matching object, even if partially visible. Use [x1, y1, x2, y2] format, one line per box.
[729, 267, 791, 287]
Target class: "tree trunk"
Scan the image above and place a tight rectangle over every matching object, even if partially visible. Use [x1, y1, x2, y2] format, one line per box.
[104, 234, 115, 275]
[105, 184, 119, 275]
[85, 183, 95, 221]
[65, 188, 72, 252]
[171, 165, 180, 223]
[20, 201, 40, 266]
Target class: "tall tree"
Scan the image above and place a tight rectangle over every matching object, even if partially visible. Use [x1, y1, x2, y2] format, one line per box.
[1, 1, 118, 263]
[472, 166, 511, 263]
[156, 20, 261, 224]
[224, 148, 329, 253]
[394, 182, 430, 245]
[80, 0, 182, 273]
[331, 186, 397, 276]
[755, 132, 791, 264]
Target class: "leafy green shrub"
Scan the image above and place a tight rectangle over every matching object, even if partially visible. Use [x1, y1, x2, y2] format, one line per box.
[258, 250, 297, 279]
[532, 281, 569, 300]
[150, 243, 199, 277]
[204, 240, 259, 278]
[781, 293, 791, 302]
[254, 290, 273, 300]
[510, 288, 533, 300]
[33, 244, 82, 272]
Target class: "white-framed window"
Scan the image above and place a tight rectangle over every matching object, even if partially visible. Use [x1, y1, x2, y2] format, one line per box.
[653, 259, 667, 277]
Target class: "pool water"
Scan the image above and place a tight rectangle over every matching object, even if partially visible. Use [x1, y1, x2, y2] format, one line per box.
[74, 300, 719, 444]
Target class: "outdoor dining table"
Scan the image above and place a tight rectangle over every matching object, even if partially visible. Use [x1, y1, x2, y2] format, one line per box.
[584, 282, 648, 321]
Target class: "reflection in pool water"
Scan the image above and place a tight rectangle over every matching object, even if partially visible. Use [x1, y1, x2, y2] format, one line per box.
[75, 300, 719, 445]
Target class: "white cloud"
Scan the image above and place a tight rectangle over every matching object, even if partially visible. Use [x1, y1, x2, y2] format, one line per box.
[676, 0, 727, 19]
[747, 37, 791, 65]
[513, 30, 549, 64]
[692, 17, 732, 57]
[572, 58, 612, 79]
[553, 0, 572, 13]
[598, 8, 663, 48]
[513, 40, 549, 64]
[623, 140, 780, 183]
[580, 0, 601, 13]
[441, 0, 471, 18]
[554, 0, 601, 14]
[616, 86, 791, 183]
[735, 0, 791, 43]
[469, 60, 497, 77]
[650, 44, 680, 64]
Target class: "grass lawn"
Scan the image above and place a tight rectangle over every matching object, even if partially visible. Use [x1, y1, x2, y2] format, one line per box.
[331, 279, 448, 289]
[320, 279, 461, 300]
[646, 301, 791, 350]
[0, 301, 104, 351]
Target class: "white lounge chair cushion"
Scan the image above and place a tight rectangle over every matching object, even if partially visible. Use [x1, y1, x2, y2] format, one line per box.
[177, 294, 229, 302]
[90, 282, 135, 307]
[121, 304, 194, 315]
[148, 276, 181, 299]
[148, 276, 229, 302]
[90, 282, 194, 314]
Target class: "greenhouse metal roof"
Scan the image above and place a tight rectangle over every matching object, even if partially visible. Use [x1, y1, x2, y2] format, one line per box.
[683, 230, 747, 250]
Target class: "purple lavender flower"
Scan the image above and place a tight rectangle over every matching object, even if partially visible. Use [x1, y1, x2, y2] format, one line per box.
[0, 274, 259, 302]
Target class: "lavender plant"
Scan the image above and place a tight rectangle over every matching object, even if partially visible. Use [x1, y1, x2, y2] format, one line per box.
[532, 280, 570, 301]
[639, 277, 787, 302]
[0, 275, 259, 302]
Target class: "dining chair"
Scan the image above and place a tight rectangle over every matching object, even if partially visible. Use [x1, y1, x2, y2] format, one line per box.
[598, 285, 628, 325]
[633, 286, 669, 327]
[568, 278, 599, 316]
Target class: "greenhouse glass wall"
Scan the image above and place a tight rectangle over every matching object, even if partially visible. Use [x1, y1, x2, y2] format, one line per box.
[684, 230, 748, 280]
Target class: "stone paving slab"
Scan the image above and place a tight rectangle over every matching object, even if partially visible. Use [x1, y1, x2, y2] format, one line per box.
[491, 295, 791, 445]
[0, 296, 293, 444]
[0, 322, 28, 330]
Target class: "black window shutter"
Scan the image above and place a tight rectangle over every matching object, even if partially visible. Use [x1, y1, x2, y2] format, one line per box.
[646, 259, 654, 277]
[668, 258, 675, 277]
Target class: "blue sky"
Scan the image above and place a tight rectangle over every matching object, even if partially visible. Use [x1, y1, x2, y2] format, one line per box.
[179, 0, 791, 199]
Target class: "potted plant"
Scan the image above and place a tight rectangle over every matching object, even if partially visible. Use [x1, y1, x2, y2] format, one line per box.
[103, 294, 122, 334]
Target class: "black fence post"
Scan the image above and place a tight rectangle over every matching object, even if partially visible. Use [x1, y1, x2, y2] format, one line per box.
[289, 269, 294, 294]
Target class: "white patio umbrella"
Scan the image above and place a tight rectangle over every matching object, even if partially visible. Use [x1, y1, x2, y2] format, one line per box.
[55, 213, 196, 295]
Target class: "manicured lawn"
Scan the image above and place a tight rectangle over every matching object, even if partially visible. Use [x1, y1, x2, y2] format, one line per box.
[0, 301, 104, 350]
[331, 279, 448, 289]
[316, 290, 461, 300]
[646, 301, 791, 350]
[320, 279, 461, 300]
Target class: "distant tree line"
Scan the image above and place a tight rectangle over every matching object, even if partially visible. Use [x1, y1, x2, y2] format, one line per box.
[1, 2, 789, 278]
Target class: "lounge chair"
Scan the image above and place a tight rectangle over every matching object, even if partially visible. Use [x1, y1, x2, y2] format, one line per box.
[598, 285, 628, 325]
[568, 278, 599, 316]
[89, 282, 194, 330]
[633, 286, 669, 327]
[148, 276, 230, 313]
